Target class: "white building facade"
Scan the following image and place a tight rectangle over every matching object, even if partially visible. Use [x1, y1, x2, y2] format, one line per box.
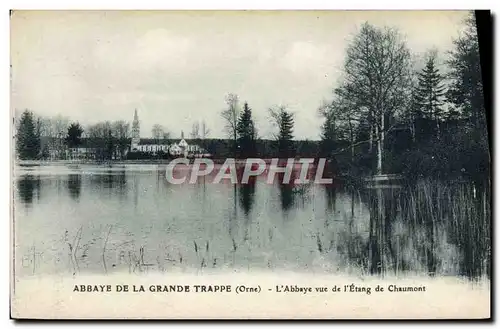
[130, 110, 208, 157]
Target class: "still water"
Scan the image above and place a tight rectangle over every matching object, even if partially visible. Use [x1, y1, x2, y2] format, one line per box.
[13, 164, 490, 279]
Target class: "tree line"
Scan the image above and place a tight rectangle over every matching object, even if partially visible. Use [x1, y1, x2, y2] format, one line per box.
[14, 113, 128, 161]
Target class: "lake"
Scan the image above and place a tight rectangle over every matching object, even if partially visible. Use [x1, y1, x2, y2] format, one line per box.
[12, 163, 490, 280]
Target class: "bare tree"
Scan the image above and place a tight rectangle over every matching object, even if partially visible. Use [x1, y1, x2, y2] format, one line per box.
[51, 115, 70, 158]
[200, 120, 211, 139]
[190, 121, 200, 139]
[37, 117, 54, 138]
[162, 131, 170, 144]
[221, 93, 240, 154]
[88, 121, 114, 160]
[31, 114, 70, 158]
[112, 120, 130, 159]
[151, 124, 164, 144]
[268, 105, 288, 141]
[320, 85, 364, 160]
[342, 22, 412, 174]
[268, 105, 295, 157]
[53, 114, 70, 137]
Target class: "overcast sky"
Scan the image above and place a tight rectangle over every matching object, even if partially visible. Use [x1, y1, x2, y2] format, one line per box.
[11, 10, 469, 140]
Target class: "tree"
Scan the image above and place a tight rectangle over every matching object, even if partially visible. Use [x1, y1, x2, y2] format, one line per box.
[269, 105, 294, 158]
[65, 122, 84, 148]
[320, 110, 337, 157]
[197, 120, 211, 153]
[162, 132, 170, 144]
[48, 114, 70, 139]
[329, 86, 364, 159]
[35, 114, 69, 159]
[319, 98, 343, 158]
[201, 120, 211, 139]
[342, 22, 412, 174]
[444, 11, 489, 182]
[221, 93, 240, 156]
[105, 123, 115, 160]
[447, 12, 486, 132]
[112, 121, 130, 159]
[16, 109, 41, 160]
[190, 122, 200, 140]
[38, 117, 54, 138]
[151, 124, 165, 144]
[236, 102, 256, 158]
[413, 51, 447, 140]
[88, 121, 114, 160]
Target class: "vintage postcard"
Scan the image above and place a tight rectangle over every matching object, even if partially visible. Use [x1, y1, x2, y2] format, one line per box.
[10, 10, 491, 319]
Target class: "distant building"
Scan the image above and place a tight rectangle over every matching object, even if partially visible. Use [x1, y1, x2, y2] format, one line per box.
[66, 146, 97, 160]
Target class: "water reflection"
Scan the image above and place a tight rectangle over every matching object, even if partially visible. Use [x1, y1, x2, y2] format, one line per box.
[238, 177, 256, 218]
[275, 171, 296, 213]
[324, 184, 337, 212]
[13, 164, 490, 280]
[67, 174, 82, 201]
[17, 174, 41, 206]
[278, 184, 294, 213]
[365, 187, 400, 275]
[89, 170, 128, 198]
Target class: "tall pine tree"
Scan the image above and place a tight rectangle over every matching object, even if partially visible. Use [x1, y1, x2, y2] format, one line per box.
[16, 110, 41, 160]
[320, 108, 339, 158]
[278, 109, 294, 158]
[236, 102, 256, 158]
[66, 122, 84, 148]
[413, 53, 446, 140]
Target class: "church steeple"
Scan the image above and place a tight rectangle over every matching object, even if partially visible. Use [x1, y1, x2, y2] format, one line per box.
[131, 109, 140, 150]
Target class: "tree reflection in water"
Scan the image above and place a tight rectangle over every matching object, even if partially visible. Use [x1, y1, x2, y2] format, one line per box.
[67, 174, 82, 201]
[17, 174, 41, 207]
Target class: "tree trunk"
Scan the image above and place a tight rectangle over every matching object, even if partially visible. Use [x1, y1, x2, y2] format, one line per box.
[410, 113, 416, 143]
[369, 111, 373, 153]
[436, 120, 440, 141]
[349, 119, 354, 162]
[376, 112, 384, 175]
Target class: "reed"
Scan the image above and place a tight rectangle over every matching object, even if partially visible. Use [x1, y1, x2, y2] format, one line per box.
[359, 178, 491, 280]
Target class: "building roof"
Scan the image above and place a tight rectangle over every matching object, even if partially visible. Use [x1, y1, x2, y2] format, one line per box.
[137, 138, 201, 145]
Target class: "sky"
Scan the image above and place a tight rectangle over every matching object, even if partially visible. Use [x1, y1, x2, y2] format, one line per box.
[10, 10, 470, 140]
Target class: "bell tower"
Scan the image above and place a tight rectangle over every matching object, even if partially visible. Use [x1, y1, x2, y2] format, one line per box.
[131, 109, 140, 150]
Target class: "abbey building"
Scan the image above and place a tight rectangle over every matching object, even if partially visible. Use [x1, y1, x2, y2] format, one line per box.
[130, 110, 208, 157]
